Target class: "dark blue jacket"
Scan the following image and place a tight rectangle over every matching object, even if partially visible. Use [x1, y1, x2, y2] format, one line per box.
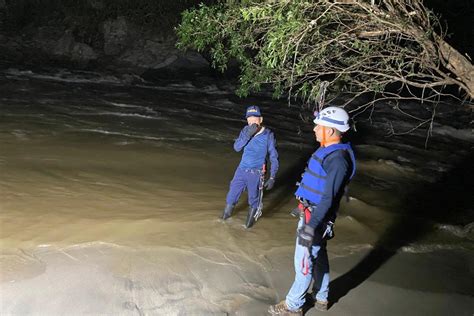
[234, 126, 279, 178]
[295, 143, 356, 229]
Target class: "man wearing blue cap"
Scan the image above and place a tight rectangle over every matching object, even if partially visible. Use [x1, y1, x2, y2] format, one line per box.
[221, 105, 279, 228]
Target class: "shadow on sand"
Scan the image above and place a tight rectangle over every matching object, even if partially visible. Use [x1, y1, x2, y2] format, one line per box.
[324, 150, 473, 310]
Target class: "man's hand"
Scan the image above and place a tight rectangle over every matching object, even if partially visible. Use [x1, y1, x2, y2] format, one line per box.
[264, 177, 275, 190]
[297, 225, 315, 248]
[246, 123, 259, 137]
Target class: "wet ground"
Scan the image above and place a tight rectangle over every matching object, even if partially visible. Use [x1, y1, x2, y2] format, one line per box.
[0, 69, 473, 315]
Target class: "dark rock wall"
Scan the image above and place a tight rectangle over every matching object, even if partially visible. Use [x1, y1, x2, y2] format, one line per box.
[0, 0, 216, 76]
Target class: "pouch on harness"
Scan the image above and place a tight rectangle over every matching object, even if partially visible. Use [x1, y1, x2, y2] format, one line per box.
[295, 200, 335, 241]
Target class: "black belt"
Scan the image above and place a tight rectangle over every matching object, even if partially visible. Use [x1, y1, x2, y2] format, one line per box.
[299, 183, 324, 195]
[304, 167, 326, 179]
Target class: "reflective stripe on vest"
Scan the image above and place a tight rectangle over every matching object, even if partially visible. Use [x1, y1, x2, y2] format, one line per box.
[295, 143, 356, 205]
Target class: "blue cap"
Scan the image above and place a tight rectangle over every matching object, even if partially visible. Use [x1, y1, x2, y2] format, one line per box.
[245, 105, 262, 118]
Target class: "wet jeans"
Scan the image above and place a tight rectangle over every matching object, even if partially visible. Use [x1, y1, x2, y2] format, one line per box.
[225, 167, 262, 209]
[286, 218, 330, 310]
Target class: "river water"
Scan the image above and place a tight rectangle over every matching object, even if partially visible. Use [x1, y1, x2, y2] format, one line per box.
[0, 69, 473, 315]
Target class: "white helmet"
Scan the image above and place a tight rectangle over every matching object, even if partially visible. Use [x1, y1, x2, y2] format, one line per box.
[313, 106, 350, 132]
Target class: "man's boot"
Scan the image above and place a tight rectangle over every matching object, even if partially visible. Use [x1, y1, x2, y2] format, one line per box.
[314, 299, 329, 311]
[221, 204, 234, 220]
[268, 300, 302, 315]
[245, 207, 258, 228]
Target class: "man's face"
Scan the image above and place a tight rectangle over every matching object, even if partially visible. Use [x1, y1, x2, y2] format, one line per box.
[313, 124, 326, 142]
[247, 116, 263, 125]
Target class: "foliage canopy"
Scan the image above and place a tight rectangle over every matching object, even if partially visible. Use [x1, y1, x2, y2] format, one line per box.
[177, 0, 473, 114]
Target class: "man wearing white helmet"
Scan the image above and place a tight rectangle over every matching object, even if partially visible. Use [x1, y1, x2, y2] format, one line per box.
[269, 106, 356, 315]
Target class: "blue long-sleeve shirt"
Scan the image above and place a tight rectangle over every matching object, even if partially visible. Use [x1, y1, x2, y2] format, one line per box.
[308, 149, 353, 229]
[233, 125, 279, 178]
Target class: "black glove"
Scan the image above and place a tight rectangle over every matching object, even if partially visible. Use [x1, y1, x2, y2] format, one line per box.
[246, 123, 259, 138]
[264, 177, 275, 190]
[297, 225, 315, 248]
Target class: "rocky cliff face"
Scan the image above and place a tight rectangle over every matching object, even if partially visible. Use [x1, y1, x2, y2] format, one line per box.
[0, 1, 211, 77]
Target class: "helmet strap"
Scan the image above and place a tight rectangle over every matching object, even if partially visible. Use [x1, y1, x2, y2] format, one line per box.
[321, 126, 327, 147]
[320, 126, 341, 147]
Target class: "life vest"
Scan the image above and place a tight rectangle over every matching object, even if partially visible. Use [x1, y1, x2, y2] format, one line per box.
[295, 143, 356, 205]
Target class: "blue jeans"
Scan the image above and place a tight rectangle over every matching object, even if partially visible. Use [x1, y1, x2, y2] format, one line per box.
[225, 167, 262, 209]
[286, 218, 330, 310]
